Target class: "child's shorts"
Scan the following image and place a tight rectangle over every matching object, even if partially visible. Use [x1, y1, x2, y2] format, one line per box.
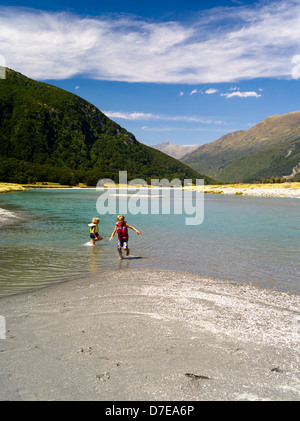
[118, 239, 128, 250]
[90, 233, 100, 239]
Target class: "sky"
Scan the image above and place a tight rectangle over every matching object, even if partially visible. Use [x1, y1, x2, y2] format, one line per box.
[1, 0, 300, 146]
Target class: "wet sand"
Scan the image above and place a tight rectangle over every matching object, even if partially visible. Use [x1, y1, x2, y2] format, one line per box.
[0, 268, 299, 401]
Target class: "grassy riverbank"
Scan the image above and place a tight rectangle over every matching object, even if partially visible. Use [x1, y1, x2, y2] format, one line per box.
[0, 182, 73, 193]
[0, 183, 28, 193]
[1, 181, 300, 198]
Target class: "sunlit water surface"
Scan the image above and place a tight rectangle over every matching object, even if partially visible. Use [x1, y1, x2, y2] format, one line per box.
[0, 189, 299, 296]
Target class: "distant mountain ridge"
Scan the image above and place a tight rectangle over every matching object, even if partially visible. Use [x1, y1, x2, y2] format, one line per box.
[0, 69, 213, 185]
[181, 111, 300, 182]
[152, 141, 199, 159]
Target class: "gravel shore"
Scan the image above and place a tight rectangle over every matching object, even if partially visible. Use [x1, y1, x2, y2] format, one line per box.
[0, 269, 299, 401]
[191, 183, 300, 198]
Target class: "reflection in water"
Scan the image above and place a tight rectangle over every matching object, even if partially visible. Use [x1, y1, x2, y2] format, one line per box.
[118, 258, 130, 270]
[89, 246, 103, 278]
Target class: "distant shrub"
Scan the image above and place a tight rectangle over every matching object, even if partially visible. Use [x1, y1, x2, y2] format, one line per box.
[262, 177, 286, 184]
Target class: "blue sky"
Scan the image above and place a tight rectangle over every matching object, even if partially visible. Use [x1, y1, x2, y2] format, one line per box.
[1, 0, 300, 146]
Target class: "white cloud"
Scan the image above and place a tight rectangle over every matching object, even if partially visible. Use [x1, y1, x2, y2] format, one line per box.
[104, 110, 223, 124]
[0, 54, 5, 66]
[0, 54, 5, 79]
[221, 91, 262, 98]
[189, 89, 198, 95]
[140, 126, 228, 133]
[104, 111, 157, 120]
[205, 88, 218, 94]
[1, 1, 300, 83]
[179, 91, 184, 96]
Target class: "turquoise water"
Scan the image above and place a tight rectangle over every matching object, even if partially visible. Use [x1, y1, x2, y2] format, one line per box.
[0, 188, 299, 296]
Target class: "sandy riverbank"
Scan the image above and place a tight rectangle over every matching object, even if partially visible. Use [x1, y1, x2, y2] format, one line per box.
[0, 269, 299, 401]
[189, 182, 300, 198]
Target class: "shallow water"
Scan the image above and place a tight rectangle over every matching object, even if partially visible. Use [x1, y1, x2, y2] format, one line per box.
[0, 188, 299, 296]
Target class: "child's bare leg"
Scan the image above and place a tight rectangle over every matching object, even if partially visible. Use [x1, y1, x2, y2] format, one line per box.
[126, 247, 130, 256]
[118, 249, 123, 259]
[91, 238, 95, 246]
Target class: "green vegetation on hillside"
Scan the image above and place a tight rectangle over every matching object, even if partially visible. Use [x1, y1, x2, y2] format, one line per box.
[181, 112, 300, 183]
[0, 69, 213, 185]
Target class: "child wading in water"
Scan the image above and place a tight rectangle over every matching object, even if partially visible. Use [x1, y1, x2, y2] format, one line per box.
[88, 217, 103, 246]
[110, 215, 142, 259]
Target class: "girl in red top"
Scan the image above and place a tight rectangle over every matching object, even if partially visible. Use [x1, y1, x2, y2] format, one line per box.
[110, 215, 142, 259]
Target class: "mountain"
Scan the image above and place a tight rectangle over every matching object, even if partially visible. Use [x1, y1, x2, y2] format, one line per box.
[181, 112, 300, 182]
[0, 69, 213, 185]
[152, 141, 199, 159]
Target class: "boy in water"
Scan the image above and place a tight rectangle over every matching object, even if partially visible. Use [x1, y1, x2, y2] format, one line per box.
[110, 215, 142, 259]
[88, 217, 103, 246]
